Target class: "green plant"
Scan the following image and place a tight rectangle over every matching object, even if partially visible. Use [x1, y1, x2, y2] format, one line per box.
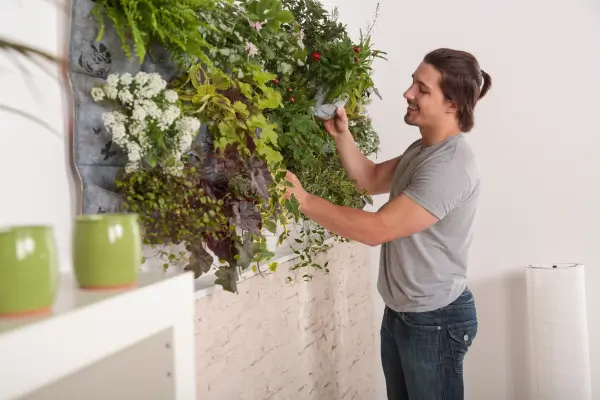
[0, 37, 64, 137]
[90, 0, 215, 66]
[89, 0, 385, 291]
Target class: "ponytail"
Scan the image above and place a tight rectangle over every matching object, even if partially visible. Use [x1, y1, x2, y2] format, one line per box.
[479, 69, 492, 99]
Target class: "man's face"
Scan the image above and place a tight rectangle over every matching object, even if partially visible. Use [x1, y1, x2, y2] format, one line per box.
[403, 62, 453, 129]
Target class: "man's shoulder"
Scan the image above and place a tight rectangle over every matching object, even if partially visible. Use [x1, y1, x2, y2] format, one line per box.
[452, 136, 479, 176]
[423, 136, 479, 179]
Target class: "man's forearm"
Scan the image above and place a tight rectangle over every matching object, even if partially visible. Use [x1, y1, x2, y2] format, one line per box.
[299, 192, 380, 246]
[335, 133, 376, 192]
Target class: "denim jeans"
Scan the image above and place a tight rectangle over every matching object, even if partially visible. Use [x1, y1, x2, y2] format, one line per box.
[380, 288, 477, 400]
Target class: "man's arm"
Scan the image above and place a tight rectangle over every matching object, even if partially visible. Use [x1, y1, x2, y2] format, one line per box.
[297, 191, 438, 247]
[335, 133, 401, 195]
[284, 155, 471, 246]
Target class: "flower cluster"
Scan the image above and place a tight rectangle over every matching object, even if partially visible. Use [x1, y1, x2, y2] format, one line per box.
[91, 72, 201, 175]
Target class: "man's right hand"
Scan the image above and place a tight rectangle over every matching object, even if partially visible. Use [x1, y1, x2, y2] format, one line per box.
[324, 107, 351, 140]
[323, 106, 400, 196]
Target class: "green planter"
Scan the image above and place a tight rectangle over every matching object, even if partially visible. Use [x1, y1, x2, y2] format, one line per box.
[0, 226, 59, 318]
[73, 213, 142, 290]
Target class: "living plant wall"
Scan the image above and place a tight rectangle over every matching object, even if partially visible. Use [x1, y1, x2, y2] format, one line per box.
[68, 0, 384, 292]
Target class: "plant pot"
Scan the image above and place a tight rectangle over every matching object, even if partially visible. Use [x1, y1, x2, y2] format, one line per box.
[0, 225, 59, 318]
[73, 213, 142, 290]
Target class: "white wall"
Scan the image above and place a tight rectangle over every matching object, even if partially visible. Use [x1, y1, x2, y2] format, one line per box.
[3, 0, 600, 398]
[328, 0, 600, 398]
[195, 242, 376, 399]
[0, 0, 76, 271]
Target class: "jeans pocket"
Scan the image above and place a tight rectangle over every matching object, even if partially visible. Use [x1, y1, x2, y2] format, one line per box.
[447, 319, 478, 374]
[401, 311, 442, 332]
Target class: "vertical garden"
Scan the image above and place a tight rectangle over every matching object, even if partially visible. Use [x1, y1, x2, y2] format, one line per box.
[85, 0, 385, 292]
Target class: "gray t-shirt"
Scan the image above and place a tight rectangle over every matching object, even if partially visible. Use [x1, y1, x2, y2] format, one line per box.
[377, 133, 480, 312]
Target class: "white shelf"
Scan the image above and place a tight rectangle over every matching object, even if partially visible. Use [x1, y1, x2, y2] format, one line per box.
[0, 271, 196, 400]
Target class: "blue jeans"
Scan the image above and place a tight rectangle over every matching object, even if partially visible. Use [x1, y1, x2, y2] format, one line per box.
[380, 288, 477, 400]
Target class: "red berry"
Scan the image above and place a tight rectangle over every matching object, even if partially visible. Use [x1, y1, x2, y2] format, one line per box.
[355, 57, 361, 63]
[273, 78, 279, 84]
[311, 51, 321, 61]
[290, 96, 296, 103]
[288, 87, 294, 92]
[353, 45, 360, 53]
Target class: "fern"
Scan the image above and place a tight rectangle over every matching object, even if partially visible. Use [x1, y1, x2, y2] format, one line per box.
[90, 0, 215, 66]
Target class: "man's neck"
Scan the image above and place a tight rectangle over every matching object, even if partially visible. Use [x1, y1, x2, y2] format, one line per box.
[419, 125, 462, 146]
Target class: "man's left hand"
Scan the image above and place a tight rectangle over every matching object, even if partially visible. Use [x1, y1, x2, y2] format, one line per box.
[284, 170, 308, 207]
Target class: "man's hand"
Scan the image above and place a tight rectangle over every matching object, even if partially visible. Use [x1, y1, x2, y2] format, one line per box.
[323, 107, 351, 140]
[284, 170, 308, 208]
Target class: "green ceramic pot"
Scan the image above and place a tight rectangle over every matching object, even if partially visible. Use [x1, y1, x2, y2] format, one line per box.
[0, 225, 59, 318]
[73, 213, 142, 290]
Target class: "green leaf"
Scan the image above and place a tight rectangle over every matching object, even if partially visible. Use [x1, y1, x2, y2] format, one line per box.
[215, 266, 238, 293]
[275, 10, 294, 24]
[238, 81, 253, 98]
[236, 233, 256, 270]
[184, 241, 214, 279]
[211, 70, 232, 90]
[233, 101, 249, 116]
[251, 69, 277, 86]
[257, 89, 282, 110]
[147, 155, 158, 168]
[268, 262, 278, 272]
[263, 219, 278, 234]
[218, 121, 236, 139]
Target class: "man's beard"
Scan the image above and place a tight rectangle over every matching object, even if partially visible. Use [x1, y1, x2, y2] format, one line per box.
[404, 112, 417, 126]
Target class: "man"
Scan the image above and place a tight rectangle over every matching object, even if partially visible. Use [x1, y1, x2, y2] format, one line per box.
[285, 48, 492, 399]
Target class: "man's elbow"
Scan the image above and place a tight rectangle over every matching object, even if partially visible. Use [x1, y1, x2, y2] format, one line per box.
[361, 232, 389, 247]
[362, 228, 410, 247]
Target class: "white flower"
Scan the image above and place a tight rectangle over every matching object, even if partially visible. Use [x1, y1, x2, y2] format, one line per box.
[134, 73, 167, 99]
[102, 111, 127, 129]
[101, 111, 128, 144]
[104, 86, 118, 100]
[132, 105, 148, 123]
[298, 29, 305, 41]
[126, 142, 142, 163]
[106, 74, 119, 88]
[125, 162, 140, 174]
[134, 72, 150, 86]
[90, 87, 105, 102]
[129, 121, 145, 136]
[179, 134, 194, 154]
[146, 73, 167, 98]
[176, 116, 201, 137]
[139, 99, 161, 120]
[250, 21, 263, 31]
[157, 105, 181, 130]
[244, 41, 259, 57]
[111, 123, 127, 144]
[164, 90, 178, 103]
[118, 88, 134, 105]
[120, 73, 133, 86]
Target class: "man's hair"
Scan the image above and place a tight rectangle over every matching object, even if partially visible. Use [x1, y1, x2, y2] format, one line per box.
[423, 48, 491, 132]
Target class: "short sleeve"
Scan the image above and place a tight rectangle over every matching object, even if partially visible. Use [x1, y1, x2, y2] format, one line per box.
[402, 161, 472, 220]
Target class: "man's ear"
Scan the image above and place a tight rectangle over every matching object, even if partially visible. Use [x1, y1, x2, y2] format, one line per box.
[445, 99, 458, 114]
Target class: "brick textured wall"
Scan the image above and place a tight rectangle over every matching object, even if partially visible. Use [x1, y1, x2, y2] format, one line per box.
[195, 242, 377, 400]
